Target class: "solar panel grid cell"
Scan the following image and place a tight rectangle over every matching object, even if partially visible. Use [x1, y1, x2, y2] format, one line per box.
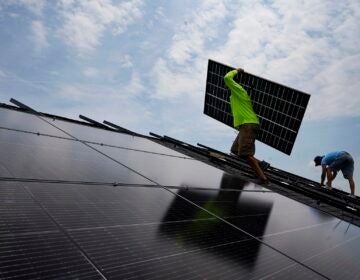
[204, 59, 310, 154]
[0, 129, 152, 185]
[0, 232, 102, 280]
[92, 238, 325, 280]
[26, 184, 216, 230]
[263, 221, 360, 279]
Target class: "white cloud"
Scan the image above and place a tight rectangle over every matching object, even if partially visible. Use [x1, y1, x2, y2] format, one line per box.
[168, 0, 227, 65]
[56, 74, 145, 103]
[120, 57, 133, 68]
[82, 67, 99, 78]
[9, 12, 20, 18]
[1, 2, 47, 54]
[53, 82, 153, 130]
[31, 20, 49, 52]
[83, 64, 134, 81]
[17, 0, 45, 15]
[307, 54, 360, 120]
[150, 1, 229, 100]
[154, 6, 165, 21]
[0, 0, 45, 17]
[151, 58, 204, 100]
[150, 0, 360, 123]
[0, 69, 51, 94]
[57, 84, 88, 102]
[216, 0, 360, 121]
[124, 71, 145, 95]
[0, 69, 6, 78]
[58, 11, 103, 55]
[111, 54, 133, 68]
[57, 0, 144, 55]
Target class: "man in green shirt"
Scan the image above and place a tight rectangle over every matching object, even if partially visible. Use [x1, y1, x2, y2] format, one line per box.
[224, 68, 268, 184]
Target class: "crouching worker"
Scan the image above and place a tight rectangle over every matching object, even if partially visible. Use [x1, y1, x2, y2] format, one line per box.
[314, 151, 356, 197]
[224, 68, 268, 184]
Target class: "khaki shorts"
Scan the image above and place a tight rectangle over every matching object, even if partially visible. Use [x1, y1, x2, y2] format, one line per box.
[231, 123, 259, 157]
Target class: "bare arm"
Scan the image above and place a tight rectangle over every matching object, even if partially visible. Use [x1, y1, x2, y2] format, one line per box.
[326, 168, 334, 187]
[320, 166, 326, 186]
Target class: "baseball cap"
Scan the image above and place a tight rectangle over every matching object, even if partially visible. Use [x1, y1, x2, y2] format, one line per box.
[314, 156, 323, 166]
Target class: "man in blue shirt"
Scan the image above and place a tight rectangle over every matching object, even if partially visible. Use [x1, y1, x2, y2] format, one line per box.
[314, 151, 356, 197]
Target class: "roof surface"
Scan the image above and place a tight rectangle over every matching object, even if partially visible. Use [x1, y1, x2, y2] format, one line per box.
[0, 103, 359, 279]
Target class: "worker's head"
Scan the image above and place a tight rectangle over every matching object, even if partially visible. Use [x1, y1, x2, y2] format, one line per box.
[314, 155, 324, 166]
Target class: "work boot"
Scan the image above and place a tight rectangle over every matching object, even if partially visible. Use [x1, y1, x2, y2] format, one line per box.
[259, 160, 270, 170]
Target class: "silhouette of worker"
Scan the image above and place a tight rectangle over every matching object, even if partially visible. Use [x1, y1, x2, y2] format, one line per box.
[314, 151, 356, 197]
[224, 68, 268, 184]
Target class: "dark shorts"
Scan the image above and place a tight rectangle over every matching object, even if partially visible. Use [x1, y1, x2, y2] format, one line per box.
[231, 123, 259, 157]
[328, 152, 354, 179]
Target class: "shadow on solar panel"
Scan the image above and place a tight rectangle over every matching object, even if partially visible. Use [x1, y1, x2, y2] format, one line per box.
[159, 173, 273, 269]
[204, 59, 310, 155]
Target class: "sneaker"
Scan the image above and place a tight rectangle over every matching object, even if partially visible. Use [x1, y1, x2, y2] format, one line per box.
[259, 160, 270, 170]
[348, 194, 356, 199]
[323, 185, 332, 190]
[255, 178, 269, 185]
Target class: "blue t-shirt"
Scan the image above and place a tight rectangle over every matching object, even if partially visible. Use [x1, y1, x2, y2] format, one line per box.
[321, 151, 347, 166]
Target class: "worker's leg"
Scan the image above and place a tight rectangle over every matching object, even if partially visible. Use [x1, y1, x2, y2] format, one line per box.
[237, 124, 268, 181]
[348, 176, 355, 196]
[339, 153, 355, 196]
[246, 155, 267, 180]
[231, 132, 241, 155]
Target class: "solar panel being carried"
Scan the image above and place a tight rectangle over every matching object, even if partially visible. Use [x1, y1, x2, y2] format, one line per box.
[204, 59, 310, 155]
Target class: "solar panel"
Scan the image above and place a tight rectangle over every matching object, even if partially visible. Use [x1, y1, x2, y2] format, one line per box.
[204, 59, 311, 155]
[1, 105, 360, 279]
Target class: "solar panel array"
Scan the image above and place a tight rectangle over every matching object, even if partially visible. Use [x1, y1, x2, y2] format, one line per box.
[0, 105, 359, 280]
[204, 59, 310, 155]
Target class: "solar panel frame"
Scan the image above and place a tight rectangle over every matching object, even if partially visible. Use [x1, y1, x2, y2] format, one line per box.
[204, 59, 311, 155]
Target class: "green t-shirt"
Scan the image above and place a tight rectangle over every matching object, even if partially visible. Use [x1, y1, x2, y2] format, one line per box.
[224, 70, 259, 128]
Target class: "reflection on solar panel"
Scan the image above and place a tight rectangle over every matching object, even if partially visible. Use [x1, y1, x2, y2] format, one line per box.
[204, 59, 310, 155]
[0, 102, 359, 279]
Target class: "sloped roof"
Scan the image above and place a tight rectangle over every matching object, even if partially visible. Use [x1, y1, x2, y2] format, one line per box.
[0, 103, 359, 279]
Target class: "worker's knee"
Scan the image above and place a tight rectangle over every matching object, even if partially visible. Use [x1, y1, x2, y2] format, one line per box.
[242, 155, 254, 162]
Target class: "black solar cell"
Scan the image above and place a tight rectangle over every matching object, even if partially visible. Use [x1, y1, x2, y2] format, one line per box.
[0, 231, 103, 279]
[0, 129, 152, 184]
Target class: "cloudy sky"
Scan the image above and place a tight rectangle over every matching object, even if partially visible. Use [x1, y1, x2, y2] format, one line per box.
[0, 0, 359, 194]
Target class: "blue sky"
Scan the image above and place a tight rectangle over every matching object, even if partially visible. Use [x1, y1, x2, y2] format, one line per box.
[0, 0, 359, 195]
